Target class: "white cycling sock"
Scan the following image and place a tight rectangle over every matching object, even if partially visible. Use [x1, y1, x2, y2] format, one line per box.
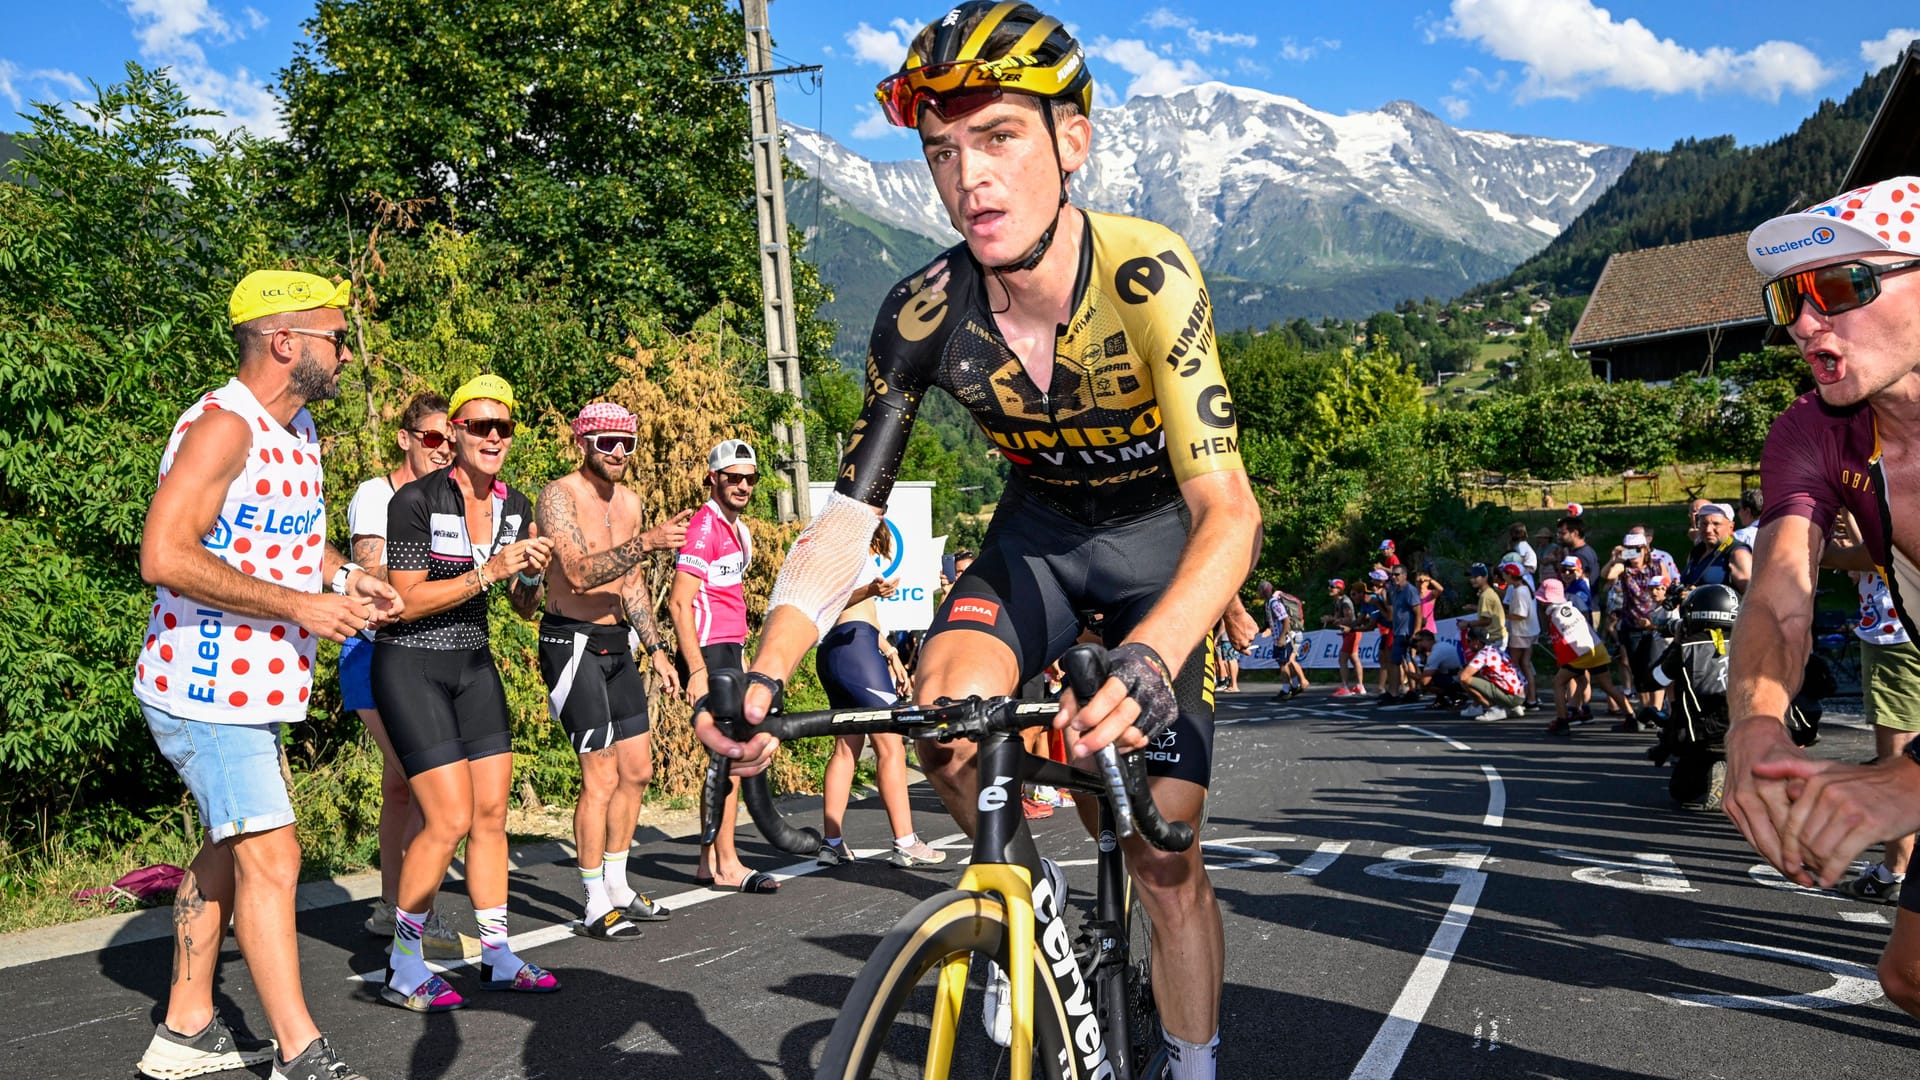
[476, 905, 525, 982]
[387, 906, 432, 994]
[603, 850, 637, 907]
[894, 832, 919, 849]
[1163, 1030, 1219, 1080]
[580, 863, 613, 924]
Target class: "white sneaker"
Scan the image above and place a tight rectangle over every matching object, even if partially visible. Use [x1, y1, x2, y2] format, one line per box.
[1511, 704, 1528, 718]
[1478, 707, 1508, 721]
[1459, 705, 1486, 718]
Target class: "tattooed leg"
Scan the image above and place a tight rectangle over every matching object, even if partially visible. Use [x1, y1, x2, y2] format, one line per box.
[162, 842, 234, 1036]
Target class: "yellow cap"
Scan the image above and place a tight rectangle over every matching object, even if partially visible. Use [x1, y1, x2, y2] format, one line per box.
[448, 373, 516, 418]
[228, 270, 351, 327]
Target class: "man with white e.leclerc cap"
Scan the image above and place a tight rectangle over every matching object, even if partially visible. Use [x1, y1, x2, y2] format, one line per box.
[1723, 176, 1920, 1020]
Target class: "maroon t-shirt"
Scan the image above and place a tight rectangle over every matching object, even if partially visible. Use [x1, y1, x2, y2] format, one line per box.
[1758, 391, 1914, 637]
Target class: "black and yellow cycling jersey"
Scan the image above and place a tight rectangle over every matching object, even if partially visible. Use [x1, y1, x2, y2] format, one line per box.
[837, 209, 1244, 525]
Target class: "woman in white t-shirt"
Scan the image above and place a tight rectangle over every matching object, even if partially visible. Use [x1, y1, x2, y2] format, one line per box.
[339, 392, 461, 952]
[1501, 554, 1541, 709]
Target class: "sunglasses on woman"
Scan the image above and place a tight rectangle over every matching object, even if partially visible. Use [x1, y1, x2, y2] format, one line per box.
[406, 427, 450, 449]
[1761, 258, 1920, 326]
[588, 434, 636, 455]
[454, 418, 517, 440]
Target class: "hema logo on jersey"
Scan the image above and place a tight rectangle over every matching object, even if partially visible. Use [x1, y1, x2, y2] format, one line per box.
[202, 501, 325, 549]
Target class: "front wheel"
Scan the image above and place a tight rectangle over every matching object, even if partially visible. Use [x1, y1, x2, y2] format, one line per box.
[818, 889, 1082, 1079]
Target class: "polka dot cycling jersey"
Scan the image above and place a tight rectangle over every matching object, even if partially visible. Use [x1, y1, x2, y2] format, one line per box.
[377, 465, 534, 651]
[838, 210, 1244, 526]
[135, 378, 326, 725]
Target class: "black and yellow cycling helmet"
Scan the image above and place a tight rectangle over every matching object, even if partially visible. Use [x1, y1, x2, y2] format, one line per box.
[876, 2, 1093, 128]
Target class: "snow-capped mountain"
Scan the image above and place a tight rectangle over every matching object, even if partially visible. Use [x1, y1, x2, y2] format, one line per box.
[786, 82, 1634, 341]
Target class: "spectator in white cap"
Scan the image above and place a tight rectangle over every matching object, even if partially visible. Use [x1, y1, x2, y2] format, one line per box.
[670, 439, 774, 892]
[1323, 578, 1365, 697]
[1679, 501, 1752, 597]
[1557, 554, 1594, 621]
[1725, 179, 1920, 1015]
[1604, 531, 1669, 725]
[1499, 553, 1540, 711]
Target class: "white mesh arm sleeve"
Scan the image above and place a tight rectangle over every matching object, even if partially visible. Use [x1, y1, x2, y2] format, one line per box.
[768, 492, 887, 642]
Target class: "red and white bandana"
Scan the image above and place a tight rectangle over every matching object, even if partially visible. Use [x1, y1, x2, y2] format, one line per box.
[571, 401, 636, 437]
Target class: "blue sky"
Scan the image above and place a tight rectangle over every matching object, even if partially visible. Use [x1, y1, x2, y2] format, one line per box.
[3, 1, 1915, 158]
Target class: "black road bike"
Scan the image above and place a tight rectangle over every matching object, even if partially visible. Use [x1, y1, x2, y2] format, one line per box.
[702, 644, 1192, 1080]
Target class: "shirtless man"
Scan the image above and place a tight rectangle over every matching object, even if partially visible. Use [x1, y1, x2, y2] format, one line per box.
[535, 402, 692, 939]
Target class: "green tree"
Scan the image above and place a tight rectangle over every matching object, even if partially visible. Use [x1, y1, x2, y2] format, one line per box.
[0, 66, 293, 839]
[277, 0, 833, 363]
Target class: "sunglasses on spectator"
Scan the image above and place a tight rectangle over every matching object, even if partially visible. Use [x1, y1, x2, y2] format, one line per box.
[719, 472, 759, 487]
[406, 427, 450, 448]
[260, 326, 350, 359]
[587, 434, 636, 455]
[454, 418, 517, 439]
[1762, 258, 1920, 326]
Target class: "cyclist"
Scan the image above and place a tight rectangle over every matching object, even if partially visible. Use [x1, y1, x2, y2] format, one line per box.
[1725, 176, 1920, 1018]
[696, 4, 1260, 1075]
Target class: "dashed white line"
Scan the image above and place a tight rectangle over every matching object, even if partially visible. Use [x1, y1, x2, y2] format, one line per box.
[1480, 765, 1505, 828]
[1399, 724, 1471, 752]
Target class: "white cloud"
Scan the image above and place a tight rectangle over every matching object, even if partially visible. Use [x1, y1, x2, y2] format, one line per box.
[1439, 95, 1471, 120]
[1862, 29, 1920, 70]
[1142, 8, 1193, 32]
[1450, 66, 1507, 93]
[850, 104, 911, 140]
[1446, 0, 1835, 103]
[1277, 37, 1338, 63]
[846, 19, 919, 69]
[124, 0, 240, 65]
[1188, 28, 1256, 55]
[1, 59, 90, 115]
[1088, 37, 1211, 99]
[117, 0, 281, 136]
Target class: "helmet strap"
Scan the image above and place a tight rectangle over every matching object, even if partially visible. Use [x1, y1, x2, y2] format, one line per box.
[988, 100, 1071, 275]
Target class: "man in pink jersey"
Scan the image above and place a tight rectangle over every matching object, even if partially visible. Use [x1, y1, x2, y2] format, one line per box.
[134, 270, 401, 1080]
[669, 439, 775, 891]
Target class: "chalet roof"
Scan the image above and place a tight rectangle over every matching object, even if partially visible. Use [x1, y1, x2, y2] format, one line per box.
[1846, 39, 1920, 188]
[1569, 232, 1766, 350]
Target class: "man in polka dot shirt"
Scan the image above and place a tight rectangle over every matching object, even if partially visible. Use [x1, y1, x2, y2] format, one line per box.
[132, 270, 401, 1080]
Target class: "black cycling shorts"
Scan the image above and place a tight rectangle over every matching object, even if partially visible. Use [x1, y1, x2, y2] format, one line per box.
[370, 643, 513, 777]
[538, 614, 650, 754]
[817, 622, 899, 709]
[927, 483, 1216, 788]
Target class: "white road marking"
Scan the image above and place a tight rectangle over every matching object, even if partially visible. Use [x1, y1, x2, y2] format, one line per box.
[1748, 862, 1855, 901]
[657, 947, 715, 963]
[1545, 850, 1696, 893]
[1289, 841, 1351, 877]
[1350, 852, 1490, 1079]
[347, 853, 861, 983]
[1480, 765, 1505, 828]
[1841, 911, 1891, 925]
[12, 1006, 146, 1043]
[1660, 938, 1882, 1010]
[1399, 724, 1471, 751]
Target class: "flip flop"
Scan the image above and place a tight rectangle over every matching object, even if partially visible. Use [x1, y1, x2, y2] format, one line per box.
[380, 970, 466, 1013]
[481, 961, 561, 993]
[734, 870, 780, 894]
[571, 910, 644, 942]
[623, 894, 673, 922]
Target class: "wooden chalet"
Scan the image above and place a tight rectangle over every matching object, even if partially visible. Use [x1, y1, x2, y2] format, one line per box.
[1571, 39, 1920, 382]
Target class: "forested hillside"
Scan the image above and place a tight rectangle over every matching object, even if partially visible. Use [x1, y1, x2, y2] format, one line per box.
[1484, 63, 1896, 297]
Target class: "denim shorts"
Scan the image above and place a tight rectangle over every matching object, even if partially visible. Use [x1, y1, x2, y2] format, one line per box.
[338, 633, 376, 712]
[143, 705, 295, 842]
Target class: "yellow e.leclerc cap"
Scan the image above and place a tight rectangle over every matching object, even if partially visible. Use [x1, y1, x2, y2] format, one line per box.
[448, 373, 516, 418]
[228, 270, 352, 327]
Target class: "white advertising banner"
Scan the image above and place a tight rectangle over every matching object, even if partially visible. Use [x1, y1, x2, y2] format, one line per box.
[1239, 615, 1476, 669]
[810, 481, 938, 634]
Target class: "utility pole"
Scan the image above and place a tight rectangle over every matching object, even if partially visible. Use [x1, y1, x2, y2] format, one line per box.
[734, 0, 818, 522]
